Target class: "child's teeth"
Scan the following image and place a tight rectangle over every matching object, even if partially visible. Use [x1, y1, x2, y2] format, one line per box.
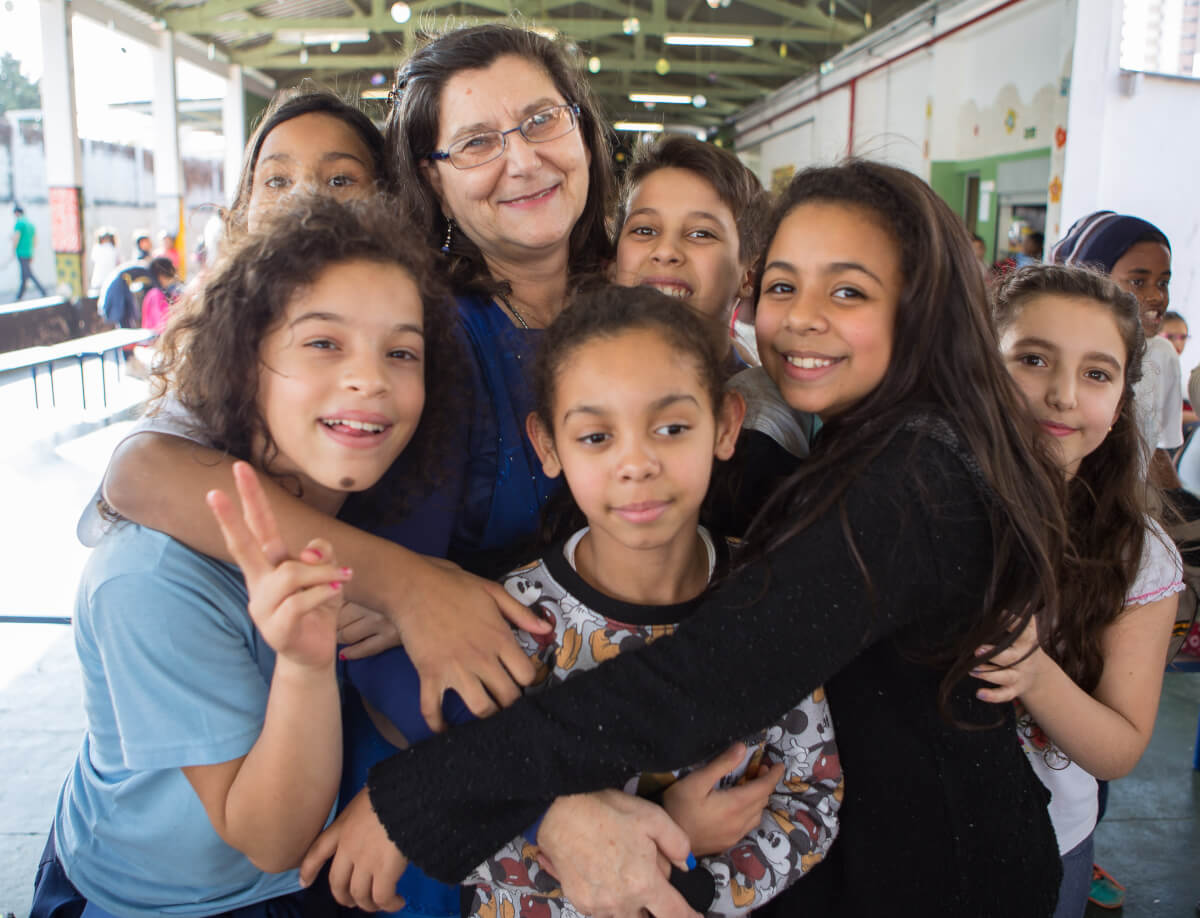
[650, 284, 690, 299]
[786, 356, 836, 369]
[324, 418, 385, 432]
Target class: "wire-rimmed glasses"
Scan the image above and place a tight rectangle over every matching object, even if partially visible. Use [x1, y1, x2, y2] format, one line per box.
[428, 103, 581, 169]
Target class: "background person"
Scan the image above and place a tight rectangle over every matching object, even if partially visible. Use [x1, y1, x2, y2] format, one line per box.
[12, 204, 47, 300]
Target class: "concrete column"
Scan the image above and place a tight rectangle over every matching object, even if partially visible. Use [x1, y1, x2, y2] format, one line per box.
[223, 63, 247, 206]
[37, 0, 86, 298]
[1060, 0, 1122, 226]
[153, 30, 184, 270]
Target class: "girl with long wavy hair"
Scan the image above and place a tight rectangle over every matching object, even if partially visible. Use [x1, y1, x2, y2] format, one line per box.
[978, 264, 1183, 918]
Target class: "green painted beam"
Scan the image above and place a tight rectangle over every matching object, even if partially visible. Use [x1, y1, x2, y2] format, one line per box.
[736, 0, 861, 38]
[169, 11, 856, 43]
[236, 48, 805, 76]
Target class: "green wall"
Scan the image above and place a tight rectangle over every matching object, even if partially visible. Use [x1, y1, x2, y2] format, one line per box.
[930, 148, 1050, 263]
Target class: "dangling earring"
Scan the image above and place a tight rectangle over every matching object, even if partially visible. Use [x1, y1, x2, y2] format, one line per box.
[441, 218, 454, 255]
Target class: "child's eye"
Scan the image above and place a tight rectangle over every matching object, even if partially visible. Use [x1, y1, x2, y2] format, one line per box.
[305, 338, 337, 350]
[831, 286, 864, 301]
[329, 173, 359, 189]
[1084, 368, 1112, 383]
[687, 229, 716, 240]
[389, 348, 420, 361]
[577, 432, 610, 446]
[655, 423, 690, 436]
[1017, 353, 1047, 368]
[1128, 278, 1144, 288]
[628, 225, 656, 237]
[763, 280, 794, 296]
[263, 175, 291, 190]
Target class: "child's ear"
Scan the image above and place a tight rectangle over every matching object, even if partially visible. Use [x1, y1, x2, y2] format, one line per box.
[714, 390, 746, 461]
[526, 412, 563, 478]
[737, 265, 756, 301]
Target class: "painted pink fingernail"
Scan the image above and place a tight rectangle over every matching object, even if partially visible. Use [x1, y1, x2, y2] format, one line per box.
[338, 651, 346, 661]
[330, 581, 343, 591]
[308, 547, 323, 560]
[339, 567, 353, 578]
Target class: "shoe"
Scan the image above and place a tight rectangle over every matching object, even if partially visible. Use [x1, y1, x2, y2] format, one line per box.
[1088, 863, 1125, 909]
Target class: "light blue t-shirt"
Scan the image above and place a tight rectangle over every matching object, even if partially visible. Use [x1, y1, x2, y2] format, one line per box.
[54, 523, 307, 917]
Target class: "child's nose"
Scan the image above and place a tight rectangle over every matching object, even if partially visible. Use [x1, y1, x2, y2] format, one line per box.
[650, 237, 683, 264]
[617, 439, 659, 479]
[344, 356, 390, 395]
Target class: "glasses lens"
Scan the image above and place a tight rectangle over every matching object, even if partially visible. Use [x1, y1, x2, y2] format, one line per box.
[450, 132, 504, 168]
[523, 106, 575, 143]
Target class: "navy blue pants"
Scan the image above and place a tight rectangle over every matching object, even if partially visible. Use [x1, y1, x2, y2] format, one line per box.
[16, 256, 46, 299]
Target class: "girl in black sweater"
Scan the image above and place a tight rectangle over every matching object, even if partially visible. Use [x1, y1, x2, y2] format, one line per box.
[302, 161, 1067, 917]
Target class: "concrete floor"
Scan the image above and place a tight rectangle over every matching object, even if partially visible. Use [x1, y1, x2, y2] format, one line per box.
[1, 375, 1198, 917]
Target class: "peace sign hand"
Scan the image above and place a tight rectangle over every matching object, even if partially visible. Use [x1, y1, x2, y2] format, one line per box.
[206, 461, 351, 671]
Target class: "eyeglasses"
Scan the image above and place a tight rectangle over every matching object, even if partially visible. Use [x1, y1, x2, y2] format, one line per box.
[428, 104, 581, 170]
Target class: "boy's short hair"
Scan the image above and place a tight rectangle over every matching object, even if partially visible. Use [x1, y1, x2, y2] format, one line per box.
[616, 135, 770, 265]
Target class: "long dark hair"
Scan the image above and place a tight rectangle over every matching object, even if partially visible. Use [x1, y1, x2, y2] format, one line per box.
[385, 23, 615, 295]
[744, 160, 1067, 719]
[152, 195, 458, 523]
[994, 264, 1154, 693]
[227, 84, 393, 235]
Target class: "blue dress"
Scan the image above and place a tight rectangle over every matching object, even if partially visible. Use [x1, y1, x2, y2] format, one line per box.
[341, 293, 561, 915]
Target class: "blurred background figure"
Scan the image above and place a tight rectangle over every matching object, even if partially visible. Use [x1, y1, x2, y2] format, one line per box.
[88, 227, 120, 293]
[12, 204, 47, 300]
[154, 229, 180, 271]
[132, 231, 152, 262]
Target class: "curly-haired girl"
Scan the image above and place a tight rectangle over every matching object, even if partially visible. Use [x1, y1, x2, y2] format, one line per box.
[31, 195, 455, 918]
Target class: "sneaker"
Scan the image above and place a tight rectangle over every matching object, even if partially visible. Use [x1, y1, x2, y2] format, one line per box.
[1088, 863, 1126, 909]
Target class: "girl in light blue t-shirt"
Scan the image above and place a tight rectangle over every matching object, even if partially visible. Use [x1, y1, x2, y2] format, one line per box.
[31, 194, 457, 918]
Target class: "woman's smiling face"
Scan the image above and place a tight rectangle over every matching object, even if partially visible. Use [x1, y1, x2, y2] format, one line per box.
[422, 54, 591, 268]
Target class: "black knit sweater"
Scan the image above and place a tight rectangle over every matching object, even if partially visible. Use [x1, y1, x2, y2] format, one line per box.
[368, 419, 1061, 917]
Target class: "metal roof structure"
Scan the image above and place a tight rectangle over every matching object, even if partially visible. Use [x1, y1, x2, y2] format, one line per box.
[109, 0, 932, 129]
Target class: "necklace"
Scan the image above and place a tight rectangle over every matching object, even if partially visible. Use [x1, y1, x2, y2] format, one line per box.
[496, 292, 531, 330]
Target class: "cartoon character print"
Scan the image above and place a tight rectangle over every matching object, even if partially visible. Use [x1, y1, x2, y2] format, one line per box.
[485, 557, 843, 918]
[1014, 701, 1071, 770]
[701, 692, 842, 916]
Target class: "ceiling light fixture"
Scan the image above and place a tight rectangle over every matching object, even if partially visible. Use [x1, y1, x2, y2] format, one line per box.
[622, 17, 640, 34]
[361, 89, 390, 99]
[629, 92, 693, 104]
[277, 29, 370, 45]
[390, 1, 411, 23]
[663, 34, 754, 47]
[655, 57, 671, 75]
[588, 56, 602, 73]
[299, 48, 309, 64]
[692, 94, 707, 108]
[613, 121, 664, 132]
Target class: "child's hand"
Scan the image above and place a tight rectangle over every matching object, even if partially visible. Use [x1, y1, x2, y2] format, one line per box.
[206, 461, 348, 671]
[299, 788, 407, 911]
[337, 602, 403, 659]
[661, 742, 784, 856]
[973, 615, 1048, 703]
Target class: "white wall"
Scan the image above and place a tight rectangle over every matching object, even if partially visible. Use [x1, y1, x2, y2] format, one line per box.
[1063, 0, 1200, 372]
[734, 0, 1074, 192]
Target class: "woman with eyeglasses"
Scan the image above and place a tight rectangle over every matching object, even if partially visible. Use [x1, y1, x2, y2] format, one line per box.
[382, 23, 615, 578]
